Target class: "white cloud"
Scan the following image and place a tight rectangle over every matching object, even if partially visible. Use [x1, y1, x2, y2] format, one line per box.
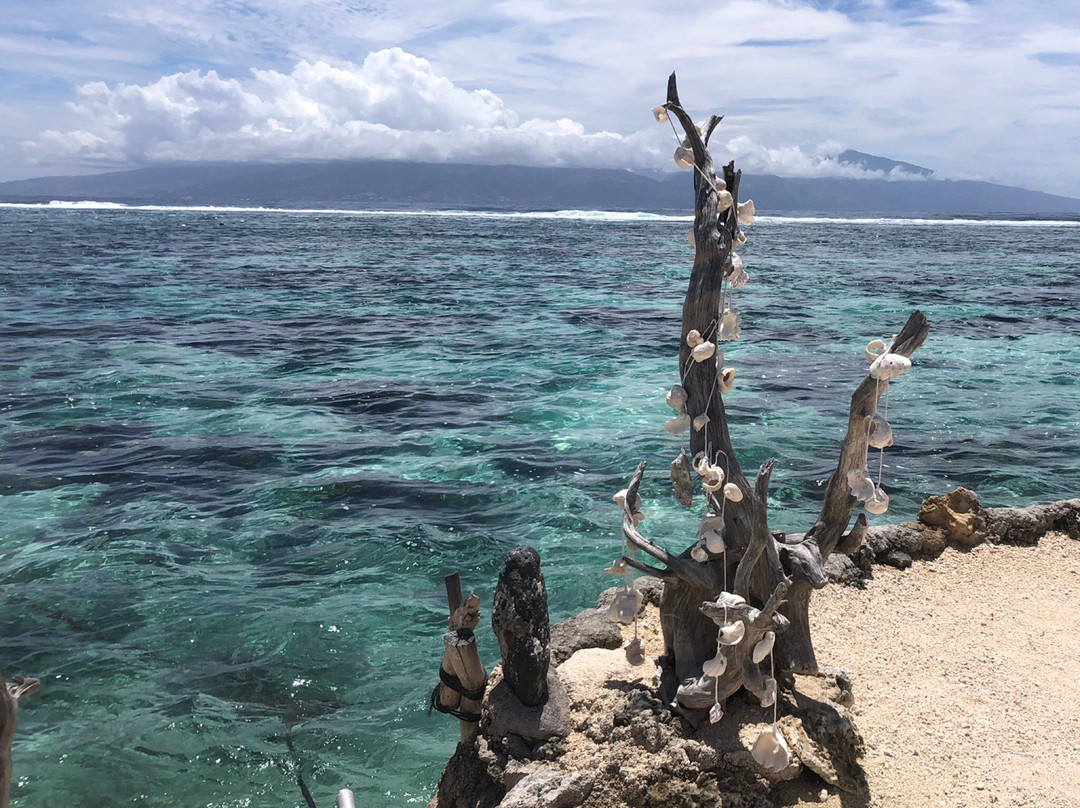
[27, 49, 664, 169]
[24, 47, 924, 182]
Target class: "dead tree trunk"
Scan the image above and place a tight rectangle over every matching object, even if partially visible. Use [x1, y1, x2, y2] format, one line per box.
[618, 73, 930, 713]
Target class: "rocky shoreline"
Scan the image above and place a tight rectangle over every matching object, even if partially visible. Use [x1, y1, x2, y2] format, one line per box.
[428, 492, 1080, 808]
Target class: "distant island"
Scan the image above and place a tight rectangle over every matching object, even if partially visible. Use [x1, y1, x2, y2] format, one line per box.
[3, 151, 1080, 215]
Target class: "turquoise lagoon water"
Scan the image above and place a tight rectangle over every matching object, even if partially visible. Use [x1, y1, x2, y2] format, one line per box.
[1, 204, 1078, 806]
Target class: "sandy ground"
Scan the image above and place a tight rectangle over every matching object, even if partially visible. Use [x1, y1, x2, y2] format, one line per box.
[811, 532, 1080, 808]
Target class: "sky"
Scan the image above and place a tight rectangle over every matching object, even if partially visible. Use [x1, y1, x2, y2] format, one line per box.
[2, 0, 1080, 196]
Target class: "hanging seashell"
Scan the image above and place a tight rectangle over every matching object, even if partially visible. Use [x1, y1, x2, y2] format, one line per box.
[607, 587, 643, 625]
[604, 557, 628, 575]
[693, 414, 710, 432]
[736, 199, 756, 226]
[612, 488, 643, 511]
[713, 176, 727, 192]
[625, 637, 646, 666]
[869, 352, 912, 381]
[752, 631, 775, 664]
[674, 147, 694, 169]
[718, 621, 745, 646]
[697, 514, 725, 536]
[751, 725, 792, 773]
[865, 485, 890, 515]
[722, 482, 743, 502]
[729, 268, 749, 289]
[759, 677, 777, 708]
[692, 341, 716, 363]
[665, 412, 692, 435]
[846, 468, 876, 502]
[687, 229, 696, 250]
[709, 702, 724, 725]
[691, 543, 708, 563]
[686, 329, 704, 348]
[719, 308, 741, 341]
[868, 415, 893, 449]
[651, 105, 668, 124]
[632, 511, 646, 525]
[670, 450, 693, 508]
[734, 229, 747, 247]
[703, 529, 725, 554]
[865, 338, 887, 363]
[693, 452, 722, 482]
[702, 653, 728, 678]
[666, 384, 688, 411]
[703, 476, 724, 494]
[717, 190, 733, 211]
[727, 253, 744, 278]
[718, 367, 737, 394]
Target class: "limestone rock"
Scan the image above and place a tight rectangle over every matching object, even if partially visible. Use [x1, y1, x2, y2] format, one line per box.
[918, 487, 986, 547]
[498, 768, 593, 808]
[491, 547, 550, 706]
[550, 608, 622, 666]
[482, 667, 570, 747]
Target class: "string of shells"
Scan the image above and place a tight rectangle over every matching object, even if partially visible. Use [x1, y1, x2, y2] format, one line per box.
[846, 338, 913, 517]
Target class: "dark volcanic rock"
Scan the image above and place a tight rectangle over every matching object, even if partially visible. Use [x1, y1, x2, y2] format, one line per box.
[491, 547, 550, 707]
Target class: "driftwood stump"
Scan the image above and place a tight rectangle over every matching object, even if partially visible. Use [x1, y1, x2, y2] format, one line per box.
[617, 73, 930, 713]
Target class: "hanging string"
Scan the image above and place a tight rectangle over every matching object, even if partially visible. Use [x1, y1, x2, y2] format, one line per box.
[876, 383, 891, 486]
[770, 653, 777, 729]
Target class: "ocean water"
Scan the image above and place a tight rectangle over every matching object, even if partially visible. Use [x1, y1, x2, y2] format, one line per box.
[1, 203, 1078, 807]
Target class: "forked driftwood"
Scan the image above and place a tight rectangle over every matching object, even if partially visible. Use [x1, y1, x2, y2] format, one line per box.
[1, 674, 39, 808]
[618, 73, 929, 712]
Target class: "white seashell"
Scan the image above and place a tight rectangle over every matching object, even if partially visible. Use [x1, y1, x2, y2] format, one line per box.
[666, 384, 688, 411]
[719, 308, 741, 341]
[736, 199, 756, 226]
[727, 253, 744, 277]
[865, 338, 887, 363]
[651, 106, 668, 124]
[674, 147, 694, 169]
[723, 482, 743, 502]
[868, 415, 893, 449]
[865, 486, 890, 515]
[604, 557, 628, 575]
[693, 414, 710, 431]
[665, 412, 692, 435]
[729, 268, 749, 289]
[717, 190, 733, 211]
[752, 631, 775, 664]
[693, 452, 723, 483]
[718, 367, 737, 394]
[702, 653, 728, 678]
[713, 176, 727, 192]
[692, 341, 716, 362]
[612, 488, 643, 511]
[846, 468, 876, 502]
[718, 621, 745, 646]
[702, 476, 724, 493]
[751, 725, 791, 773]
[625, 637, 646, 666]
[687, 229, 696, 250]
[607, 587, 643, 625]
[734, 229, 746, 247]
[632, 510, 646, 525]
[686, 329, 704, 348]
[869, 352, 912, 381]
[703, 529, 725, 554]
[760, 677, 777, 708]
[691, 543, 708, 563]
[709, 702, 724, 724]
[697, 515, 725, 536]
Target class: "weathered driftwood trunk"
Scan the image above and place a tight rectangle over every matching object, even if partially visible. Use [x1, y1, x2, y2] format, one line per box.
[619, 73, 929, 712]
[1, 675, 39, 808]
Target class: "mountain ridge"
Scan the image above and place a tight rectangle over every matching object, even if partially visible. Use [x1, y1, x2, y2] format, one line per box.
[3, 159, 1079, 215]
